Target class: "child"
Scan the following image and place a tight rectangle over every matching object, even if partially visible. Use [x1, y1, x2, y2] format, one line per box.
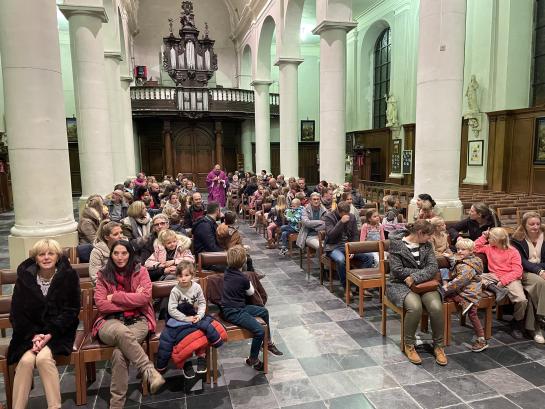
[475, 227, 528, 338]
[266, 195, 287, 249]
[430, 217, 454, 285]
[442, 239, 488, 352]
[279, 198, 303, 256]
[413, 193, 436, 221]
[156, 261, 224, 378]
[217, 211, 255, 271]
[145, 229, 195, 280]
[360, 209, 385, 267]
[221, 246, 283, 370]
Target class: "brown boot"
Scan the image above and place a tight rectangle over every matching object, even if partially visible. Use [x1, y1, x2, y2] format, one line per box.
[404, 345, 422, 365]
[434, 347, 448, 366]
[143, 367, 166, 394]
[266, 239, 276, 249]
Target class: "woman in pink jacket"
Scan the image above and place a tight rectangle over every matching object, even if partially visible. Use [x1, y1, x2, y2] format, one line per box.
[475, 228, 528, 339]
[93, 240, 165, 408]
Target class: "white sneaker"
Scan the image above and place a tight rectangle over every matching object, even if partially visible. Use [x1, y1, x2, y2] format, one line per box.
[534, 328, 545, 344]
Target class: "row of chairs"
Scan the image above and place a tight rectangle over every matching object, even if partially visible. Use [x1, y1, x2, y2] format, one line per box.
[496, 207, 545, 232]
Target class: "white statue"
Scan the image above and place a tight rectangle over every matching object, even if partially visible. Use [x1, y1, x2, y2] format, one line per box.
[465, 75, 480, 114]
[385, 93, 398, 127]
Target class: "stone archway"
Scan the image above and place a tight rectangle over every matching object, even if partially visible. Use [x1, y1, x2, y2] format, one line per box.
[174, 127, 214, 189]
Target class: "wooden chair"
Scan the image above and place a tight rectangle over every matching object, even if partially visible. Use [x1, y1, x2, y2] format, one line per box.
[345, 241, 382, 317]
[496, 207, 518, 232]
[318, 231, 335, 292]
[71, 263, 92, 289]
[0, 269, 16, 339]
[0, 297, 13, 409]
[197, 252, 227, 277]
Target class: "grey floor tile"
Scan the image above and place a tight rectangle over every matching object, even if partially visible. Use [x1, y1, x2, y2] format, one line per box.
[474, 367, 534, 395]
[482, 345, 531, 366]
[345, 366, 399, 392]
[186, 389, 232, 409]
[384, 360, 435, 385]
[505, 388, 545, 409]
[442, 375, 497, 402]
[332, 348, 377, 370]
[265, 359, 307, 385]
[449, 351, 502, 373]
[298, 354, 343, 376]
[270, 378, 321, 407]
[508, 362, 545, 387]
[309, 371, 360, 400]
[325, 393, 374, 409]
[229, 384, 279, 409]
[404, 381, 462, 409]
[365, 387, 421, 409]
[469, 396, 520, 409]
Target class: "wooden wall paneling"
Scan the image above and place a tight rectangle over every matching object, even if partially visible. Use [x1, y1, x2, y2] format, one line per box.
[298, 142, 319, 185]
[402, 124, 415, 187]
[250, 143, 280, 177]
[353, 128, 390, 183]
[507, 117, 533, 193]
[533, 167, 545, 194]
[68, 141, 82, 196]
[487, 112, 509, 192]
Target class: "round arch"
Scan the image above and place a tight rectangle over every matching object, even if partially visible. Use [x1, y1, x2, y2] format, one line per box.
[241, 44, 253, 89]
[256, 15, 277, 79]
[283, 0, 305, 57]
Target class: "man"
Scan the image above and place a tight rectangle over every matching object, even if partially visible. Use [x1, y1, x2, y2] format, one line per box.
[192, 202, 226, 271]
[207, 164, 227, 207]
[321, 189, 334, 211]
[343, 182, 365, 209]
[296, 192, 326, 250]
[298, 178, 312, 197]
[276, 174, 286, 188]
[268, 177, 279, 193]
[323, 201, 373, 292]
[184, 192, 206, 229]
[105, 189, 128, 222]
[149, 183, 161, 208]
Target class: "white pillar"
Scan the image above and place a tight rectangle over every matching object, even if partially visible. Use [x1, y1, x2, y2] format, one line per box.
[313, 21, 356, 184]
[412, 0, 466, 221]
[241, 120, 254, 172]
[121, 76, 136, 177]
[252, 80, 272, 174]
[105, 52, 127, 183]
[1, 0, 78, 268]
[276, 58, 303, 178]
[60, 3, 114, 200]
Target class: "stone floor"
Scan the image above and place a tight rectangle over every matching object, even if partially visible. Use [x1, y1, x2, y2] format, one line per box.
[1, 216, 545, 408]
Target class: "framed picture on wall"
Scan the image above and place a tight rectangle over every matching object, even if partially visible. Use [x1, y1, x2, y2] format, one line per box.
[301, 120, 315, 142]
[534, 117, 545, 164]
[468, 140, 484, 166]
[66, 118, 77, 141]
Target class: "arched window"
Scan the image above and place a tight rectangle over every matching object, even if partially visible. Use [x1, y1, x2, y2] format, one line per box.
[373, 28, 391, 129]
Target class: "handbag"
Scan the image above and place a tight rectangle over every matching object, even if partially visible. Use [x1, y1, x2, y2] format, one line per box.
[410, 272, 441, 294]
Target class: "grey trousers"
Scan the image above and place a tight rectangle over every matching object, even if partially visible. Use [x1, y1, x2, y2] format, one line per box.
[522, 272, 545, 330]
[404, 291, 444, 348]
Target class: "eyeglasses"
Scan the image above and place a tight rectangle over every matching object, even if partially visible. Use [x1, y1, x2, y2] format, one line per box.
[153, 221, 168, 227]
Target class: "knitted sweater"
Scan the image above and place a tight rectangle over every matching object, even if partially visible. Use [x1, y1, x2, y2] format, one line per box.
[167, 282, 206, 323]
[474, 236, 523, 285]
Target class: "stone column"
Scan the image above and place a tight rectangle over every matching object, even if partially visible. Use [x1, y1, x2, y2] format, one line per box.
[215, 121, 223, 167]
[59, 2, 114, 200]
[241, 120, 254, 172]
[411, 0, 466, 221]
[163, 123, 174, 177]
[0, 0, 78, 268]
[252, 80, 272, 174]
[105, 51, 127, 183]
[276, 58, 303, 178]
[313, 21, 356, 184]
[120, 76, 136, 177]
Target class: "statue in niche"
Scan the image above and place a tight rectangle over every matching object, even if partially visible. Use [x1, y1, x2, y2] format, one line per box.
[385, 93, 399, 127]
[186, 41, 195, 69]
[465, 75, 480, 114]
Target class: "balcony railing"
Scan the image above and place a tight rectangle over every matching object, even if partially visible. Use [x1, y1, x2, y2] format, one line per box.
[130, 86, 279, 117]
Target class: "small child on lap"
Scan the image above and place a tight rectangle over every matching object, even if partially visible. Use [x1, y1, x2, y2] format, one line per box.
[442, 238, 488, 352]
[221, 245, 283, 370]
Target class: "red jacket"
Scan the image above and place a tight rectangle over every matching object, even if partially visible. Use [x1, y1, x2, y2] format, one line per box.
[92, 265, 156, 337]
[475, 235, 523, 285]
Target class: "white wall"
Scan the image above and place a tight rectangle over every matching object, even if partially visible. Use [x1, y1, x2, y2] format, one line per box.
[133, 0, 237, 87]
[0, 53, 5, 132]
[298, 44, 320, 141]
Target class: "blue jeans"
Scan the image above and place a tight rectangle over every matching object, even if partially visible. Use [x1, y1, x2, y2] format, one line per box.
[328, 245, 373, 287]
[222, 305, 270, 359]
[280, 225, 297, 248]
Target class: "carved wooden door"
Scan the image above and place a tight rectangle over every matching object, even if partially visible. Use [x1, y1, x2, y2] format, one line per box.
[175, 128, 214, 190]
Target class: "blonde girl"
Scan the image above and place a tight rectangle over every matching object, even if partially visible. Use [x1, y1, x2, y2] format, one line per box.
[145, 229, 195, 278]
[266, 195, 287, 248]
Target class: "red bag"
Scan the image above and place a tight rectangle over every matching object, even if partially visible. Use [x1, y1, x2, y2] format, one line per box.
[171, 320, 228, 368]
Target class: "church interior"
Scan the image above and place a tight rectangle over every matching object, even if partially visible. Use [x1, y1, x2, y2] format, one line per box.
[0, 0, 545, 408]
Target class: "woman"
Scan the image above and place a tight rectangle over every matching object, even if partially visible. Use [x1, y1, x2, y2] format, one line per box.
[413, 193, 439, 221]
[386, 220, 447, 366]
[77, 195, 105, 244]
[227, 174, 241, 211]
[342, 192, 362, 230]
[121, 200, 152, 248]
[93, 241, 165, 408]
[448, 202, 500, 243]
[512, 211, 545, 344]
[8, 239, 80, 409]
[89, 220, 123, 285]
[163, 192, 181, 213]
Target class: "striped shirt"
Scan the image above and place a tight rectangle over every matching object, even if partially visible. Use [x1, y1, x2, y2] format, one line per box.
[402, 238, 421, 266]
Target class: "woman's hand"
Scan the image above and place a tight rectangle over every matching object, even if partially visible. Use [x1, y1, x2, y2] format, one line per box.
[32, 334, 52, 353]
[405, 276, 415, 287]
[107, 294, 114, 302]
[191, 315, 201, 323]
[165, 265, 176, 274]
[539, 270, 545, 279]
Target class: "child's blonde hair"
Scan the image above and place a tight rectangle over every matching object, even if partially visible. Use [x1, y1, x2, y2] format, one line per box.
[158, 229, 177, 246]
[430, 217, 445, 233]
[455, 238, 475, 251]
[227, 245, 247, 269]
[488, 227, 510, 249]
[383, 195, 396, 208]
[176, 260, 195, 277]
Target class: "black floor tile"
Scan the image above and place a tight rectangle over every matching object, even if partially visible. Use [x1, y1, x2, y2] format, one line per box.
[505, 388, 545, 409]
[469, 396, 520, 409]
[482, 345, 531, 366]
[508, 362, 545, 386]
[449, 351, 502, 373]
[186, 390, 232, 409]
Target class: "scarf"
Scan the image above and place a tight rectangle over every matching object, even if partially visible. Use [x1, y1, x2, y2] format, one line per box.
[114, 271, 139, 319]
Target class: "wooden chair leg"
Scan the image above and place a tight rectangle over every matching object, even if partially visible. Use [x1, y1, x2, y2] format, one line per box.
[345, 280, 350, 306]
[306, 248, 311, 278]
[319, 261, 324, 285]
[263, 325, 269, 374]
[78, 358, 88, 406]
[381, 302, 387, 336]
[206, 347, 211, 384]
[485, 305, 493, 339]
[444, 305, 451, 347]
[328, 261, 333, 293]
[299, 248, 303, 269]
[213, 347, 218, 382]
[359, 285, 364, 317]
[2, 362, 12, 409]
[86, 362, 96, 383]
[496, 304, 504, 320]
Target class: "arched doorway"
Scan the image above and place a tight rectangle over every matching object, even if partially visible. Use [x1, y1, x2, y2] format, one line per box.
[174, 127, 214, 189]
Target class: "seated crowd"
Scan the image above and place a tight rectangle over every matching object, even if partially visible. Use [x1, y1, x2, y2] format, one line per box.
[6, 168, 545, 408]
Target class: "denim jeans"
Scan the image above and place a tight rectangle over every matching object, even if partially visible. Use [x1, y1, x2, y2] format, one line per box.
[328, 245, 373, 287]
[280, 225, 297, 248]
[222, 305, 271, 359]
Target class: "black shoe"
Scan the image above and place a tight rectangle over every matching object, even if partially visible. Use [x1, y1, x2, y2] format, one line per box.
[487, 284, 509, 304]
[245, 357, 265, 371]
[267, 343, 284, 356]
[183, 361, 195, 379]
[196, 357, 207, 374]
[537, 315, 545, 327]
[511, 320, 525, 340]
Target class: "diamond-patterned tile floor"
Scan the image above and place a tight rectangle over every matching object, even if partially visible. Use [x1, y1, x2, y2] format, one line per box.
[1, 215, 545, 408]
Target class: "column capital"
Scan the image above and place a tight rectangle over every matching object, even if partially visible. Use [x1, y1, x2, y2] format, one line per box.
[274, 57, 304, 67]
[58, 4, 108, 23]
[104, 51, 123, 61]
[120, 75, 134, 83]
[312, 20, 357, 35]
[250, 79, 273, 87]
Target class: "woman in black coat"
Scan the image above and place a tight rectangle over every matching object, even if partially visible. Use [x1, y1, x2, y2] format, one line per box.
[448, 202, 500, 245]
[8, 239, 81, 409]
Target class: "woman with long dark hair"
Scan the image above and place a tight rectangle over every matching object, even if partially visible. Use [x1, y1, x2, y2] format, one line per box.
[448, 202, 500, 244]
[93, 240, 165, 408]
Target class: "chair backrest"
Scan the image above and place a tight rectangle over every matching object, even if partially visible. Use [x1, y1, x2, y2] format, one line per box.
[151, 280, 178, 299]
[346, 241, 380, 255]
[0, 296, 12, 330]
[198, 252, 227, 276]
[62, 247, 79, 264]
[0, 269, 17, 296]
